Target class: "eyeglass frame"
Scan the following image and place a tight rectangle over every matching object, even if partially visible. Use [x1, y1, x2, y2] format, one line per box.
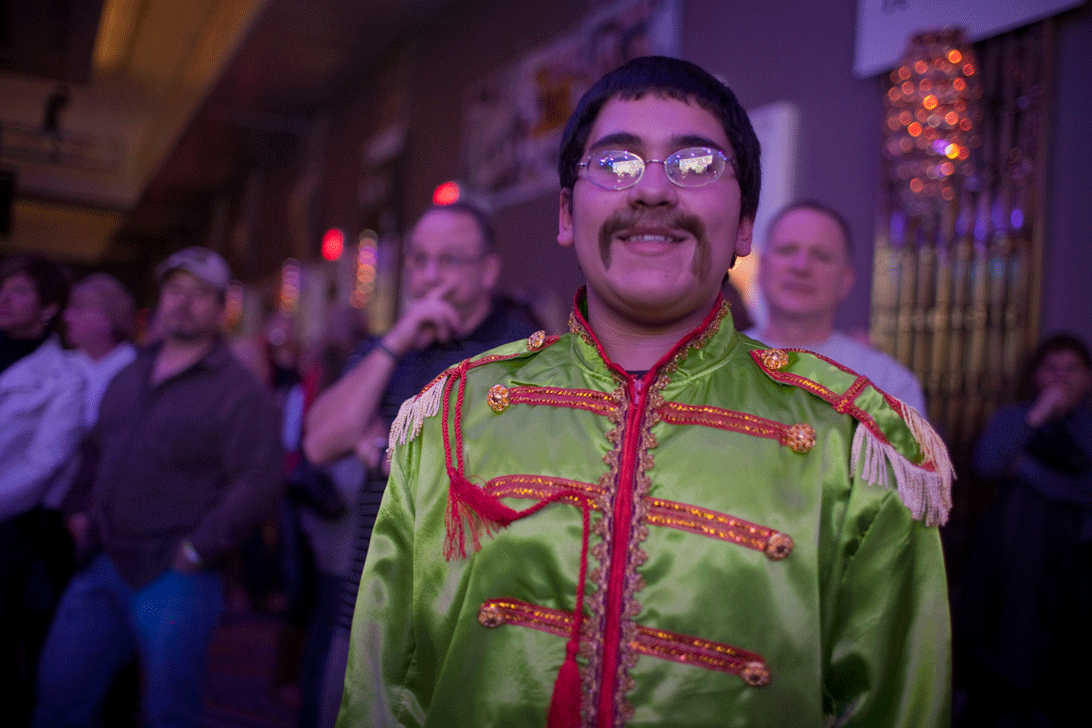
[403, 249, 490, 271]
[575, 146, 738, 191]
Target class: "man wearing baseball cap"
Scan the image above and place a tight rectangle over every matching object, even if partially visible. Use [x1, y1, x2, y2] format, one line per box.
[35, 247, 284, 728]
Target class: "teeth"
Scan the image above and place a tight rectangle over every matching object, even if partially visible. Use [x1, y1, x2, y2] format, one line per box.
[625, 234, 675, 243]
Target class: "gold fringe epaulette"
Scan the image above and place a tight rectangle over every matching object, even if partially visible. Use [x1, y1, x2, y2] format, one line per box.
[751, 347, 954, 526]
[388, 368, 450, 454]
[849, 400, 953, 526]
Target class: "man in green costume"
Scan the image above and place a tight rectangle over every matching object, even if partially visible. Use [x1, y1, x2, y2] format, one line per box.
[339, 56, 953, 728]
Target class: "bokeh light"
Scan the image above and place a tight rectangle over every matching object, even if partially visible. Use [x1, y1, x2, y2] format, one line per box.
[433, 181, 461, 206]
[883, 29, 983, 213]
[279, 259, 300, 315]
[321, 228, 345, 261]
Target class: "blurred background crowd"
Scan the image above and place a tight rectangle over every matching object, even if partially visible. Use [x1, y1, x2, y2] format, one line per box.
[2, 1, 1091, 727]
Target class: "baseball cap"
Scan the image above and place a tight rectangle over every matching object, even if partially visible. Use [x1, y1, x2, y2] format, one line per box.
[155, 247, 232, 293]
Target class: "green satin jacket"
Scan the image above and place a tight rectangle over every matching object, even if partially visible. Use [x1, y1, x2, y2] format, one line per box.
[339, 296, 952, 728]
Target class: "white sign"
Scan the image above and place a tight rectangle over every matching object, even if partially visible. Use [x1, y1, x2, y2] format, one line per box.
[855, 0, 1086, 78]
[730, 102, 801, 328]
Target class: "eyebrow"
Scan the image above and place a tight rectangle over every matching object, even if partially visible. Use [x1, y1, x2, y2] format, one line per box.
[586, 132, 641, 153]
[586, 132, 731, 157]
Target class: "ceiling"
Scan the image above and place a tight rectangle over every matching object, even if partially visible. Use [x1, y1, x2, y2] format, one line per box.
[0, 0, 446, 273]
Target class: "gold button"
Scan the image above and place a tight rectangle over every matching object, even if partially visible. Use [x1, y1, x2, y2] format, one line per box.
[741, 660, 770, 687]
[760, 348, 790, 371]
[785, 423, 816, 454]
[477, 603, 505, 628]
[764, 532, 794, 560]
[527, 330, 546, 351]
[487, 384, 510, 413]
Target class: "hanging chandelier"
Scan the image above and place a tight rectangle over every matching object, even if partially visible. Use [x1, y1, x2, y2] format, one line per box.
[883, 28, 983, 213]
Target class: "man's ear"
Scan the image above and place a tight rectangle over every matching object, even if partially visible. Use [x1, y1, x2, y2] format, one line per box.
[481, 251, 502, 291]
[837, 265, 855, 303]
[558, 188, 574, 247]
[41, 302, 60, 323]
[734, 216, 754, 259]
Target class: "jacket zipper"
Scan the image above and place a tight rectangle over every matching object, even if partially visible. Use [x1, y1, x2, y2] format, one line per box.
[597, 375, 647, 726]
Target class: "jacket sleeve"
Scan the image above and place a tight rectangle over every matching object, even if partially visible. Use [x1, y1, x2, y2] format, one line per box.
[822, 465, 952, 727]
[0, 368, 86, 521]
[186, 384, 284, 563]
[338, 443, 422, 728]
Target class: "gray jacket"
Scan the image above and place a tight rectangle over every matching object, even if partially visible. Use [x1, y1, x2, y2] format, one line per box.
[0, 334, 86, 520]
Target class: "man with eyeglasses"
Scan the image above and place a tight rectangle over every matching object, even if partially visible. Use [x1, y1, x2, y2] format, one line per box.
[305, 201, 539, 469]
[339, 57, 952, 728]
[302, 200, 537, 727]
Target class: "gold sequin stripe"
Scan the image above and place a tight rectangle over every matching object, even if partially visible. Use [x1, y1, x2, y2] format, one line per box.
[645, 499, 794, 560]
[749, 346, 874, 409]
[786, 347, 858, 375]
[484, 474, 792, 558]
[639, 626, 771, 686]
[478, 598, 572, 636]
[747, 349, 904, 448]
[659, 401, 804, 449]
[484, 475, 604, 504]
[415, 366, 456, 399]
[508, 386, 620, 415]
[476, 598, 770, 687]
[826, 378, 927, 461]
[568, 311, 597, 347]
[465, 348, 545, 371]
[749, 349, 840, 403]
[660, 301, 730, 375]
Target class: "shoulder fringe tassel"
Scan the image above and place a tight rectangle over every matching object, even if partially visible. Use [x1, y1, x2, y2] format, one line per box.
[850, 404, 954, 527]
[386, 374, 449, 458]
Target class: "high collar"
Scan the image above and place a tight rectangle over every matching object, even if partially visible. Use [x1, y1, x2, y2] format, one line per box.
[566, 287, 740, 386]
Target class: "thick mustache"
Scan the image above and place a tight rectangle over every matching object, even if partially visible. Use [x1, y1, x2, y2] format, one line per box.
[598, 211, 708, 275]
[600, 210, 704, 240]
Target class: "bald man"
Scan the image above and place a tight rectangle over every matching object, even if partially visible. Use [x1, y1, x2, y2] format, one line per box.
[746, 200, 926, 413]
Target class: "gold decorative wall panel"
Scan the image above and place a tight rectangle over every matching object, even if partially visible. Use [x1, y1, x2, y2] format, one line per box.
[871, 22, 1053, 454]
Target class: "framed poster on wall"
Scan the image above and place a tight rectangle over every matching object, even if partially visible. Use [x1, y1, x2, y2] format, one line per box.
[464, 0, 680, 209]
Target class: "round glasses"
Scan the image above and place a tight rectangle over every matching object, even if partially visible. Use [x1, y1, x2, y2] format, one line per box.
[576, 146, 736, 190]
[404, 250, 486, 271]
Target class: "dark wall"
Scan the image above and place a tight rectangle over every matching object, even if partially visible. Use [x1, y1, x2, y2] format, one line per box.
[685, 0, 882, 332]
[328, 0, 1092, 345]
[403, 1, 590, 316]
[1043, 2, 1092, 347]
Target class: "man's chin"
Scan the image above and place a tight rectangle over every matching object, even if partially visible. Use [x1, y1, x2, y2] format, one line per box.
[165, 327, 208, 342]
[601, 285, 718, 326]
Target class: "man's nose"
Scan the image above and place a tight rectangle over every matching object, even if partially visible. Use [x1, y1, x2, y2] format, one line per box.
[788, 252, 812, 271]
[627, 161, 678, 207]
[419, 256, 444, 279]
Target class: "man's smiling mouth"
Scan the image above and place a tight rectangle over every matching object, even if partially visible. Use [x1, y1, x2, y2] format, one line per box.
[599, 211, 709, 273]
[618, 231, 685, 244]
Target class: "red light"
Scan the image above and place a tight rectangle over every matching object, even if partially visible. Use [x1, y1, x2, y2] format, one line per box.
[321, 228, 345, 261]
[433, 181, 461, 206]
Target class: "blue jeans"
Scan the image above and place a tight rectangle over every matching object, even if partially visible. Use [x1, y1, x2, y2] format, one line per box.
[34, 553, 224, 728]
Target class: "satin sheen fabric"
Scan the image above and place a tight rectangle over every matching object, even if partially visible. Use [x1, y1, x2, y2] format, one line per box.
[338, 299, 951, 728]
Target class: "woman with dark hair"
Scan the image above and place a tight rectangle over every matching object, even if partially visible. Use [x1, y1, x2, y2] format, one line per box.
[961, 333, 1092, 727]
[0, 254, 86, 725]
